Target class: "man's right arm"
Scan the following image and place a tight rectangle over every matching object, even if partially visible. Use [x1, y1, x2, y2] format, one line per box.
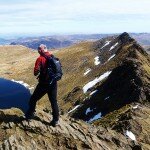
[34, 57, 41, 76]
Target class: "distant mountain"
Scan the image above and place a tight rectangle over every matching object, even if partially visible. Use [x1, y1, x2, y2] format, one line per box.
[10, 37, 74, 50]
[0, 38, 10, 45]
[9, 34, 115, 50]
[8, 35, 101, 50]
[8, 33, 150, 50]
[131, 33, 150, 45]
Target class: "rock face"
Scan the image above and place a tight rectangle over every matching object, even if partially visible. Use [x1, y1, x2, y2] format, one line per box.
[118, 32, 134, 44]
[0, 108, 147, 150]
[92, 32, 135, 64]
[72, 33, 150, 123]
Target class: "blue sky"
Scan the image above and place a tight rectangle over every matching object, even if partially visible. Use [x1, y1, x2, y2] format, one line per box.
[0, 0, 150, 36]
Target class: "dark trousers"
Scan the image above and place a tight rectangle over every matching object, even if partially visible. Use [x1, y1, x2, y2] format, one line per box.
[27, 81, 59, 121]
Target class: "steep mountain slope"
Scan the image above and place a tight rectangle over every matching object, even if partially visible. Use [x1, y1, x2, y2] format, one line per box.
[60, 33, 146, 113]
[1, 33, 149, 113]
[71, 32, 150, 122]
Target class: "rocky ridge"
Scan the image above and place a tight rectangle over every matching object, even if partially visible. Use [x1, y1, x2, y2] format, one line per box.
[0, 107, 146, 150]
[71, 32, 150, 121]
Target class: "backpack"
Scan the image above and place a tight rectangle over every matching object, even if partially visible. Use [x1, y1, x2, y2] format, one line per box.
[43, 54, 63, 82]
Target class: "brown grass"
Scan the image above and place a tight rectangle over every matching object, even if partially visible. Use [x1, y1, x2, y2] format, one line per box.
[0, 42, 149, 112]
[0, 43, 98, 110]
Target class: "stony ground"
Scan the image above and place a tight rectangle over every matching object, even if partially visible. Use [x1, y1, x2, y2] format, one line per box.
[0, 105, 148, 150]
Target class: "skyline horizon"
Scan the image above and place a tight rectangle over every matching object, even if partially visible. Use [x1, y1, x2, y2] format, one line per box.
[1, 31, 150, 39]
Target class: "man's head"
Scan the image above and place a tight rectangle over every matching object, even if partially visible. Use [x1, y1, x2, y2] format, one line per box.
[38, 44, 48, 54]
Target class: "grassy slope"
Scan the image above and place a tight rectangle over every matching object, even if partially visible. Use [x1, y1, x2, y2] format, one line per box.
[0, 45, 38, 85]
[0, 40, 149, 113]
[0, 43, 98, 111]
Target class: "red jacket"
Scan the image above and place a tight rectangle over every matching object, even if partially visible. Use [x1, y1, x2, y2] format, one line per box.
[34, 51, 52, 77]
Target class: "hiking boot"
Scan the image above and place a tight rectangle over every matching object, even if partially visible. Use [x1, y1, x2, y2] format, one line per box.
[50, 120, 59, 127]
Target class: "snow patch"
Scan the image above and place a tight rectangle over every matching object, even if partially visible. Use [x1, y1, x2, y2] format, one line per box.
[94, 56, 101, 65]
[133, 105, 139, 109]
[83, 71, 112, 93]
[11, 79, 34, 91]
[11, 79, 30, 88]
[88, 112, 102, 123]
[126, 130, 136, 141]
[104, 96, 110, 100]
[85, 107, 93, 115]
[107, 54, 116, 62]
[90, 90, 98, 96]
[109, 42, 118, 51]
[29, 87, 34, 90]
[68, 105, 80, 114]
[83, 97, 88, 101]
[101, 41, 111, 49]
[84, 68, 91, 76]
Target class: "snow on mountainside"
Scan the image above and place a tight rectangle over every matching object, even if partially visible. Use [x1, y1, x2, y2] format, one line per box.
[83, 71, 111, 93]
[72, 32, 150, 122]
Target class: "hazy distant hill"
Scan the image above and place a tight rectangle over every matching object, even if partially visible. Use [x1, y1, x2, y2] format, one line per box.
[2, 32, 150, 50]
[0, 38, 10, 45]
[131, 33, 150, 45]
[9, 34, 115, 49]
[10, 37, 74, 50]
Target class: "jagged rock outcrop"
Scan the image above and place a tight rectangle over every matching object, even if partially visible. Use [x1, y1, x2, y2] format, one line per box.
[92, 32, 136, 64]
[117, 32, 134, 44]
[72, 33, 150, 123]
[0, 108, 144, 150]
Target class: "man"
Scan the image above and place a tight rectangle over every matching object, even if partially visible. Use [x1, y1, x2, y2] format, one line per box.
[25, 44, 59, 127]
